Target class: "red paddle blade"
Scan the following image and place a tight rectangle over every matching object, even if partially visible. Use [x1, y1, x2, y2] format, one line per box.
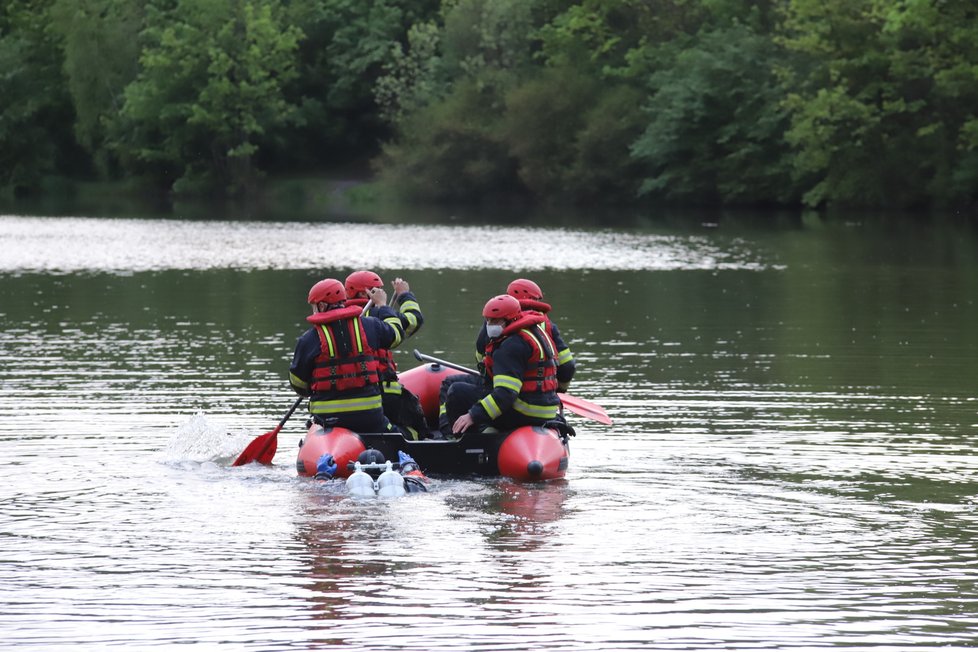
[558, 393, 613, 425]
[231, 428, 280, 466]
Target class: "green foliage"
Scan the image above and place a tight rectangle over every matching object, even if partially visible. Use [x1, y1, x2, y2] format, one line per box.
[780, 0, 978, 208]
[3, 0, 978, 211]
[375, 81, 518, 201]
[500, 66, 644, 202]
[632, 24, 796, 204]
[538, 0, 708, 75]
[48, 0, 142, 175]
[0, 0, 79, 196]
[373, 0, 801, 207]
[440, 0, 538, 77]
[500, 67, 598, 198]
[279, 0, 439, 162]
[376, 0, 543, 130]
[374, 21, 446, 125]
[112, 0, 302, 195]
[373, 0, 548, 201]
[569, 83, 647, 201]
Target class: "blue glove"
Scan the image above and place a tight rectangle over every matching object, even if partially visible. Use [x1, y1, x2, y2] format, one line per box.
[315, 453, 337, 479]
[397, 450, 419, 474]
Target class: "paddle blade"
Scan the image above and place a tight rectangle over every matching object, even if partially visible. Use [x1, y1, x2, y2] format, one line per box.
[232, 428, 280, 466]
[558, 392, 613, 425]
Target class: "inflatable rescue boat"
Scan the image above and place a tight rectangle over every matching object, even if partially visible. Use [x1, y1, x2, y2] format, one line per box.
[296, 361, 571, 482]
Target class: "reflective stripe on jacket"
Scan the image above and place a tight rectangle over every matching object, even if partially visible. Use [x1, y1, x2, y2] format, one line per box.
[480, 313, 560, 422]
[309, 306, 381, 393]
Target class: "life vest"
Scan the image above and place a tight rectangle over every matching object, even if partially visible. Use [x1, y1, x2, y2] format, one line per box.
[517, 298, 552, 314]
[355, 303, 398, 381]
[306, 306, 381, 392]
[376, 347, 398, 382]
[477, 309, 558, 358]
[520, 309, 575, 370]
[484, 312, 559, 394]
[345, 297, 369, 309]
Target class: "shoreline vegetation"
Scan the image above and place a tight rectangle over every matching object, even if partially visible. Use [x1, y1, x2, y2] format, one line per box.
[5, 175, 972, 231]
[2, 1, 977, 219]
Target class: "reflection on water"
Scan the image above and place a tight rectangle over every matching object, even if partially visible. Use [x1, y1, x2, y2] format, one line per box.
[2, 216, 978, 649]
[0, 215, 769, 273]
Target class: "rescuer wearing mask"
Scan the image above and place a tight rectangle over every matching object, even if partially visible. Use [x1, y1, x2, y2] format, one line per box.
[476, 278, 575, 391]
[441, 294, 561, 436]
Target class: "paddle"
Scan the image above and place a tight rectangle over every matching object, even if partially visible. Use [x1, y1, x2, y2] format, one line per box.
[360, 292, 399, 317]
[555, 392, 612, 425]
[232, 396, 304, 466]
[412, 349, 612, 425]
[413, 349, 479, 375]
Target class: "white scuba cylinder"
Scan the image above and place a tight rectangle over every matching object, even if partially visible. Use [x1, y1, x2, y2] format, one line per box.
[346, 463, 377, 497]
[376, 461, 406, 497]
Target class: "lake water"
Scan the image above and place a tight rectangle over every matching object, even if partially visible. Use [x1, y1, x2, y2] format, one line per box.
[2, 212, 978, 650]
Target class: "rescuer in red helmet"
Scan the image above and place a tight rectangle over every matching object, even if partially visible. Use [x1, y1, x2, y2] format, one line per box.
[480, 278, 575, 392]
[440, 294, 560, 436]
[288, 278, 408, 435]
[438, 277, 576, 436]
[344, 270, 384, 308]
[343, 270, 427, 439]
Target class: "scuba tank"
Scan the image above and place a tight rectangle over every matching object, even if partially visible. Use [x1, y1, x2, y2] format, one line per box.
[342, 449, 423, 497]
[345, 462, 376, 497]
[376, 461, 407, 497]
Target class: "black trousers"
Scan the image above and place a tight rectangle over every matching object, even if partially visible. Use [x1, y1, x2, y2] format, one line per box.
[438, 373, 549, 435]
[438, 374, 484, 434]
[382, 384, 428, 439]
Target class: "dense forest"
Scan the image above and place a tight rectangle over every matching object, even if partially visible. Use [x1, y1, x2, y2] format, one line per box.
[1, 0, 977, 212]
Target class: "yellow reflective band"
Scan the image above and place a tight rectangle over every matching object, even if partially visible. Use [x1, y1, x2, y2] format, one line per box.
[401, 302, 421, 333]
[493, 374, 522, 393]
[522, 328, 545, 360]
[352, 318, 364, 353]
[319, 325, 335, 356]
[309, 394, 383, 413]
[513, 398, 559, 419]
[289, 372, 309, 389]
[439, 403, 447, 416]
[557, 348, 574, 365]
[382, 381, 403, 395]
[480, 395, 502, 419]
[404, 313, 419, 333]
[534, 323, 558, 359]
[384, 317, 404, 347]
[404, 427, 420, 441]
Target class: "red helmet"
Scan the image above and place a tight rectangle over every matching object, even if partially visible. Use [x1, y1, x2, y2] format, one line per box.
[506, 278, 543, 301]
[345, 270, 383, 299]
[308, 278, 346, 305]
[482, 294, 521, 320]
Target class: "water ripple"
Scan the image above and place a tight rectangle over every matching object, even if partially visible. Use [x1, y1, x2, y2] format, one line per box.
[0, 215, 770, 273]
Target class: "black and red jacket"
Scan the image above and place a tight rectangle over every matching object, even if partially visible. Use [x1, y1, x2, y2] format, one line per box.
[289, 305, 399, 416]
[346, 292, 423, 383]
[470, 312, 561, 426]
[476, 299, 575, 386]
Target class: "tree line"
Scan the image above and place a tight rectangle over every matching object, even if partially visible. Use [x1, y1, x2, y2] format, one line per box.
[2, 0, 976, 213]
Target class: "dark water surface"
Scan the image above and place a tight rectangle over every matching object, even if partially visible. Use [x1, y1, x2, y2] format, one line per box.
[2, 213, 978, 650]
